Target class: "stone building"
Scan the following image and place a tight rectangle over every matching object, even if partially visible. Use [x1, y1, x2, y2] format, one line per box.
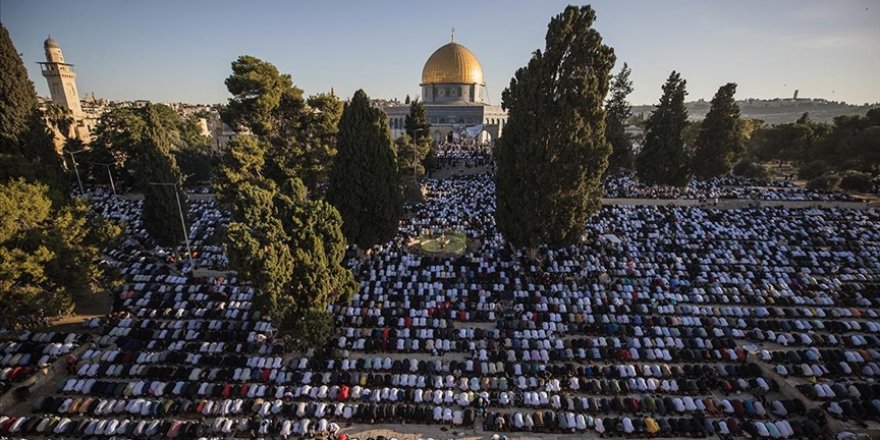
[384, 36, 507, 144]
[39, 37, 92, 144]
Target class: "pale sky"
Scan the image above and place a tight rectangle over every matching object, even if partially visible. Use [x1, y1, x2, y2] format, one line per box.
[3, 0, 879, 105]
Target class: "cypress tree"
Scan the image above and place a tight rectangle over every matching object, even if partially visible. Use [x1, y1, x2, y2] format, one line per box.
[0, 24, 67, 201]
[692, 83, 742, 179]
[327, 89, 402, 249]
[0, 24, 38, 148]
[140, 149, 187, 247]
[604, 63, 634, 174]
[395, 134, 423, 177]
[636, 71, 690, 186]
[495, 5, 616, 251]
[131, 105, 188, 248]
[404, 101, 432, 176]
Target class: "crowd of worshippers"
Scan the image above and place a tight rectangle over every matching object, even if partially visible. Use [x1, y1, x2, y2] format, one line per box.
[603, 173, 857, 201]
[431, 142, 493, 171]
[0, 332, 88, 395]
[1, 160, 878, 438]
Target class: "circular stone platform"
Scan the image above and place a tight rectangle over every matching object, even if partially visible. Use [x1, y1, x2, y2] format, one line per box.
[413, 230, 468, 256]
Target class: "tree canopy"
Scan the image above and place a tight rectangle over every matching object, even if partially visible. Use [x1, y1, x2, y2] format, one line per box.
[403, 101, 432, 177]
[221, 55, 305, 137]
[217, 56, 358, 335]
[89, 104, 210, 189]
[691, 83, 742, 179]
[214, 135, 356, 335]
[0, 24, 68, 202]
[604, 62, 634, 174]
[327, 89, 403, 249]
[636, 71, 690, 186]
[0, 178, 120, 326]
[0, 24, 38, 148]
[495, 5, 616, 250]
[221, 56, 340, 193]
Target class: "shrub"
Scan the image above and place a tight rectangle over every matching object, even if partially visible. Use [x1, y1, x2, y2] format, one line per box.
[799, 161, 829, 180]
[838, 170, 873, 192]
[732, 159, 770, 181]
[807, 173, 841, 191]
[294, 310, 338, 348]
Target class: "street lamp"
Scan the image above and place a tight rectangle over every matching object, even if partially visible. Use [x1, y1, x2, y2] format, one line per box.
[88, 162, 117, 196]
[147, 181, 194, 271]
[64, 149, 86, 196]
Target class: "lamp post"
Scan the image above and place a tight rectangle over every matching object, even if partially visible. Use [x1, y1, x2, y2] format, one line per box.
[64, 149, 86, 195]
[147, 181, 194, 271]
[88, 162, 117, 196]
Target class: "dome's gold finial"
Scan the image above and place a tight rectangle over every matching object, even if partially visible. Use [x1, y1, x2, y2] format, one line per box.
[451, 27, 455, 43]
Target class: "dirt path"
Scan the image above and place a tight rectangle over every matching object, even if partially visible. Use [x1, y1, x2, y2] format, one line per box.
[44, 289, 112, 333]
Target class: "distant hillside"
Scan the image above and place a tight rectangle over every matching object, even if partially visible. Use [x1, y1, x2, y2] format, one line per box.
[632, 98, 877, 125]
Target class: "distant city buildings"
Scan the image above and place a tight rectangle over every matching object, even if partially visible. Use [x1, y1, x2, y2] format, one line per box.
[632, 97, 875, 125]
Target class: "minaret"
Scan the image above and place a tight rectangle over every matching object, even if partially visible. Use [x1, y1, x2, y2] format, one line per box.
[39, 37, 83, 117]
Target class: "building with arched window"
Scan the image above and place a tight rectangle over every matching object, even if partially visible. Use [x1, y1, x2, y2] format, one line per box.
[384, 37, 507, 144]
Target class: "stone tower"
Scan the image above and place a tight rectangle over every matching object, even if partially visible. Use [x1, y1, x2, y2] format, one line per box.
[39, 36, 90, 142]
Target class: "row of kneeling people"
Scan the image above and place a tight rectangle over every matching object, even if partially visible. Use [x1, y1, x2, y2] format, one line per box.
[38, 392, 809, 419]
[0, 415, 342, 438]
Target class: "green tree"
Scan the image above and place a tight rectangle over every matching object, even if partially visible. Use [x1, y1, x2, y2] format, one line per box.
[604, 62, 634, 174]
[636, 71, 690, 186]
[403, 101, 432, 176]
[809, 111, 879, 171]
[291, 93, 344, 191]
[215, 135, 356, 340]
[327, 89, 403, 249]
[222, 179, 356, 333]
[396, 134, 424, 177]
[274, 179, 356, 318]
[140, 144, 187, 248]
[0, 24, 38, 148]
[43, 104, 74, 140]
[0, 179, 119, 326]
[89, 104, 205, 189]
[174, 143, 217, 184]
[691, 83, 743, 179]
[495, 5, 615, 251]
[308, 93, 344, 137]
[112, 104, 189, 247]
[222, 56, 342, 193]
[749, 121, 828, 166]
[221, 55, 305, 137]
[0, 24, 68, 201]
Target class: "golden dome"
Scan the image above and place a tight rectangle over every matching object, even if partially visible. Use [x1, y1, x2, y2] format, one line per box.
[421, 43, 485, 86]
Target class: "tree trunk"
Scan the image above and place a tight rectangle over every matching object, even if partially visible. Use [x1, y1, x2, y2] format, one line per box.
[526, 247, 539, 261]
